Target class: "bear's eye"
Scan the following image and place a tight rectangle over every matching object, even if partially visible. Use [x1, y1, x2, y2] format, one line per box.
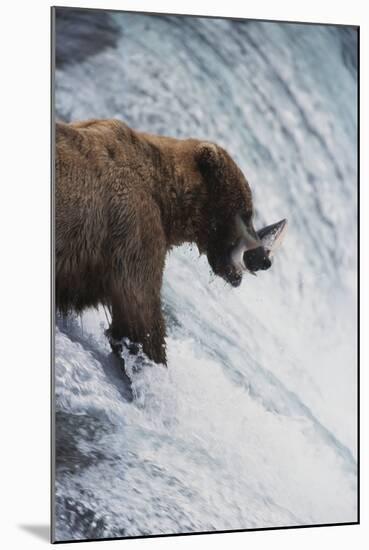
[240, 210, 253, 225]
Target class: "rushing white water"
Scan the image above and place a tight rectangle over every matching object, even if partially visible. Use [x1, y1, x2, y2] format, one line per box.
[53, 10, 358, 541]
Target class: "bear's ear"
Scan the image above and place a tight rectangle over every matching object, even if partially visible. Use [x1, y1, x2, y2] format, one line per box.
[195, 142, 225, 183]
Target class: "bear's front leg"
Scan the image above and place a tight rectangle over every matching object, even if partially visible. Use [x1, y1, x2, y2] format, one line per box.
[107, 285, 167, 366]
[107, 195, 167, 367]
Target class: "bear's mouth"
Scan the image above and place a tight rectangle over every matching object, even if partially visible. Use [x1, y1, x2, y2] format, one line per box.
[221, 250, 265, 287]
[227, 218, 288, 283]
[223, 257, 257, 287]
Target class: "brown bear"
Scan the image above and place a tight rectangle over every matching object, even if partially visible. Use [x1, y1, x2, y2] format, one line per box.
[55, 118, 271, 365]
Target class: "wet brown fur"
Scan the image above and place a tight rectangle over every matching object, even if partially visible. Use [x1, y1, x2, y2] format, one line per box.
[56, 119, 255, 364]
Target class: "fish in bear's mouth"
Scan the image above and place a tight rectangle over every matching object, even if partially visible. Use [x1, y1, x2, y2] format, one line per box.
[227, 218, 288, 286]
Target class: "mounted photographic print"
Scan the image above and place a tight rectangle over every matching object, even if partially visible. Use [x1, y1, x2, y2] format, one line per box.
[51, 6, 359, 543]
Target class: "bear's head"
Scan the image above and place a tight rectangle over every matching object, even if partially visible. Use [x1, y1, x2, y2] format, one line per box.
[196, 142, 271, 287]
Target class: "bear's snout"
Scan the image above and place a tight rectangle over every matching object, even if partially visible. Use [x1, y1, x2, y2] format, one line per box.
[225, 267, 243, 287]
